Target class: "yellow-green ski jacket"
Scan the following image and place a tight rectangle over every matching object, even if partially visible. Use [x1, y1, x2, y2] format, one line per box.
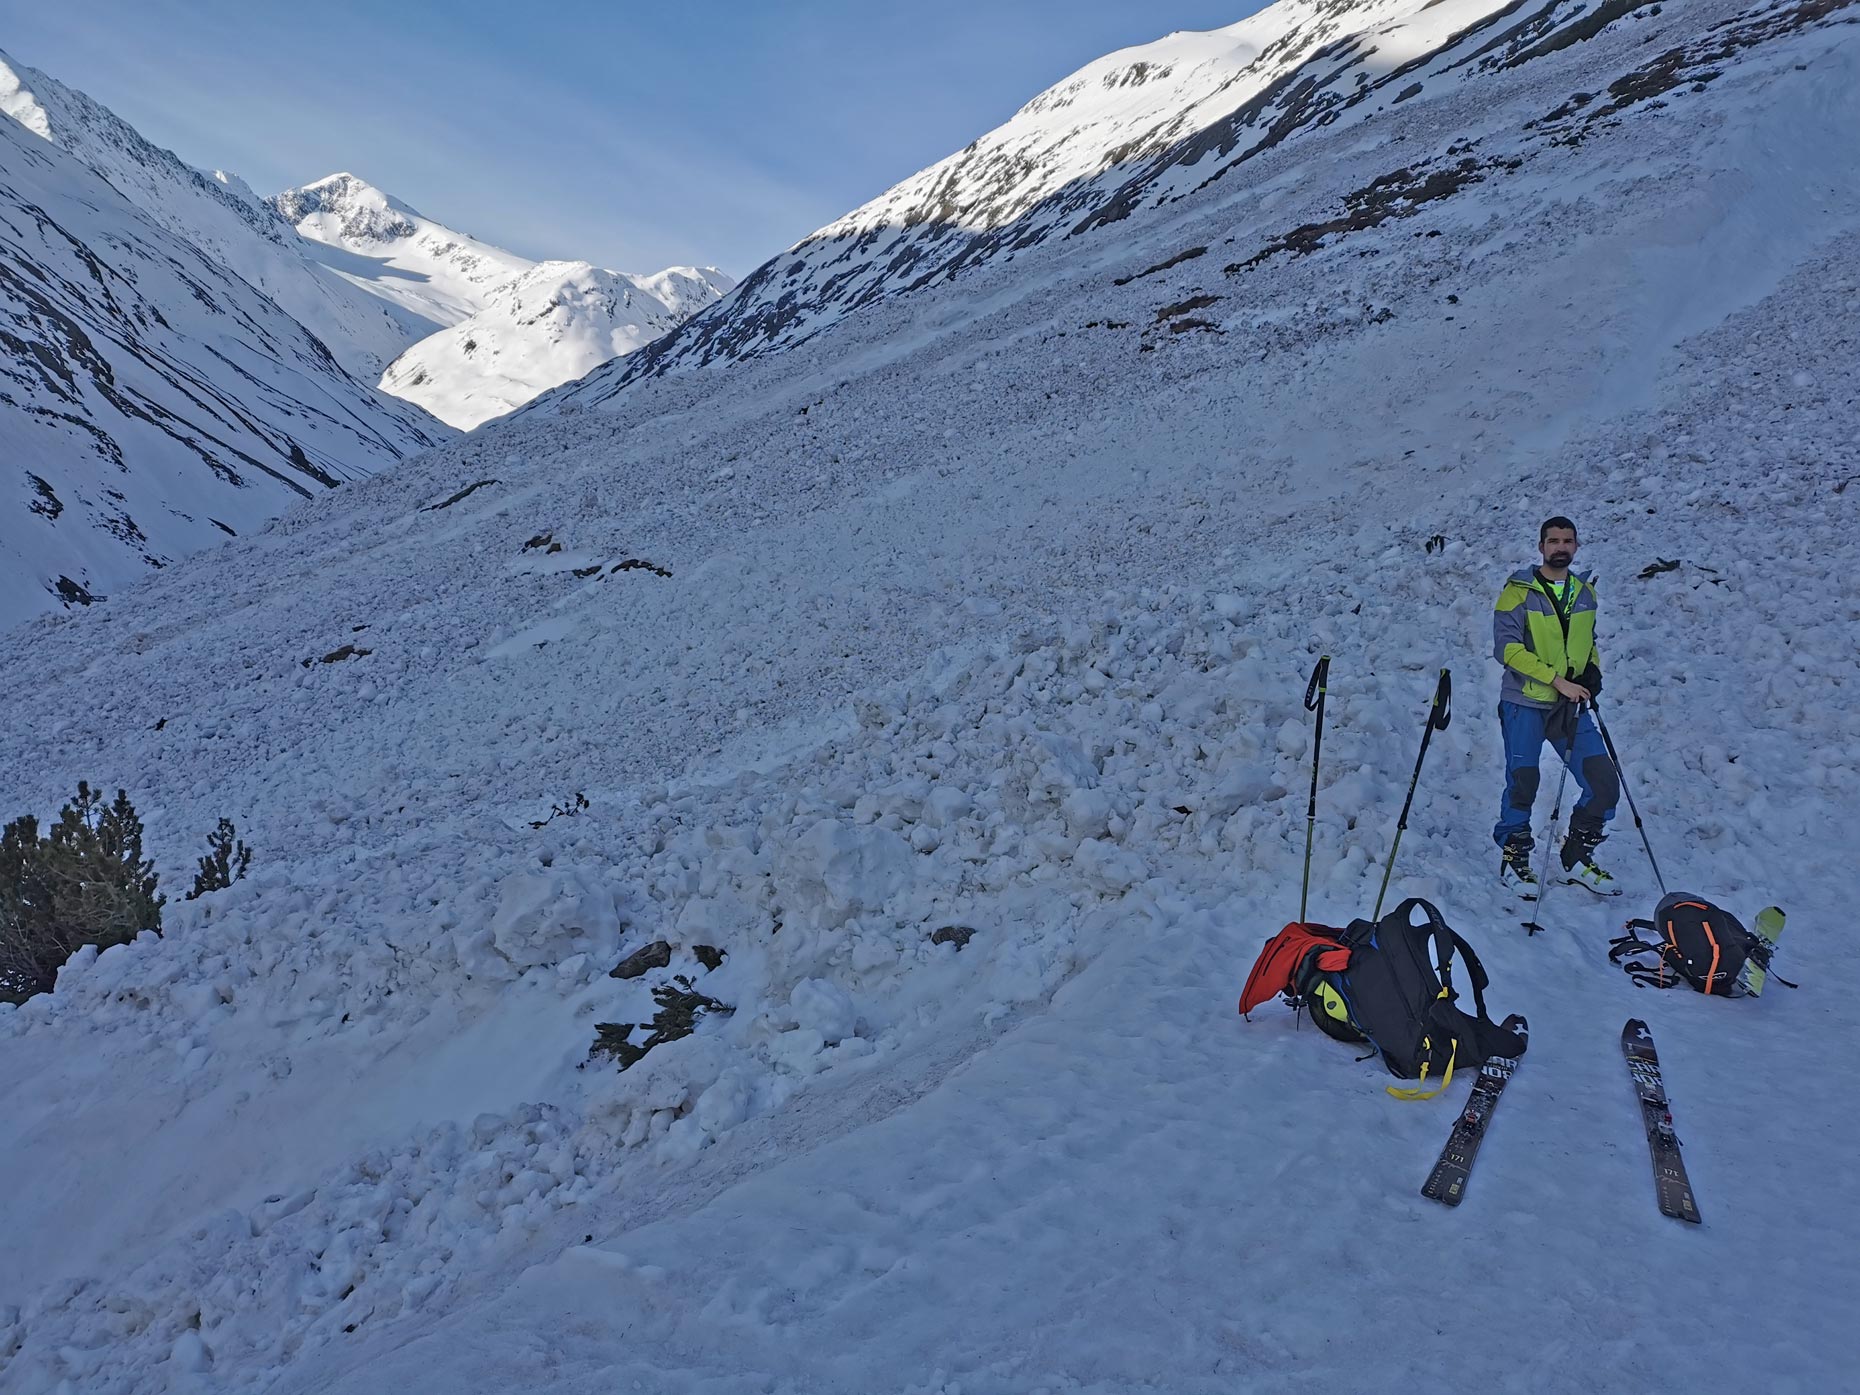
[1492, 567, 1599, 709]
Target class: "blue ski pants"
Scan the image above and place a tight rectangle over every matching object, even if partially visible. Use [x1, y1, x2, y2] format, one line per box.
[1493, 701, 1619, 847]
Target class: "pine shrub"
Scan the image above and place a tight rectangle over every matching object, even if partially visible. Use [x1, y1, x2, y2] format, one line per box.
[0, 783, 165, 1004]
[187, 818, 253, 900]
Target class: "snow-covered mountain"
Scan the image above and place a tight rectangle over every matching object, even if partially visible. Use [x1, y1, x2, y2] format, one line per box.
[0, 107, 450, 630]
[3, 0, 1858, 1390]
[555, 0, 1792, 406]
[0, 49, 430, 376]
[278, 174, 735, 427]
[380, 260, 735, 428]
[273, 172, 537, 331]
[0, 46, 726, 407]
[635, 264, 736, 320]
[0, 50, 723, 622]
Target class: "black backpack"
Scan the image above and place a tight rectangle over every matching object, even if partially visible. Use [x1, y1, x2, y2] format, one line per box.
[1609, 893, 1788, 995]
[1294, 898, 1526, 1098]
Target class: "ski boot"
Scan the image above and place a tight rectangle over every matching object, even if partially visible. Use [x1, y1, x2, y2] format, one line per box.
[1500, 833, 1538, 889]
[1560, 823, 1618, 897]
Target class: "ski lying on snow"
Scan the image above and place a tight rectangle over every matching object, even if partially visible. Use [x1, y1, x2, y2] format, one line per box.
[1421, 1015, 1528, 1207]
[1621, 1018, 1701, 1224]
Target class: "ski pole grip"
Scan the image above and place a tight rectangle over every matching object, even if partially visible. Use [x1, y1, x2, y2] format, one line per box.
[1431, 668, 1452, 730]
[1305, 655, 1330, 711]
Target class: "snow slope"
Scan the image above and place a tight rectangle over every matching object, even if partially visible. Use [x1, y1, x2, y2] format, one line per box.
[0, 112, 451, 631]
[380, 260, 735, 429]
[2, 0, 1857, 1390]
[273, 172, 537, 333]
[637, 264, 737, 319]
[0, 50, 430, 377]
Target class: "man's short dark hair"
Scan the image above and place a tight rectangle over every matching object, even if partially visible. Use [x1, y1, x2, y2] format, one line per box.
[1540, 515, 1578, 543]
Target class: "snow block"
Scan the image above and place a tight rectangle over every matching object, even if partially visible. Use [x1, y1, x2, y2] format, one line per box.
[488, 868, 625, 970]
[791, 978, 858, 1043]
[1073, 838, 1145, 892]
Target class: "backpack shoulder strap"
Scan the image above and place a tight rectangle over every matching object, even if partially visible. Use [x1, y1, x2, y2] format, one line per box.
[1387, 897, 1499, 1024]
[1609, 931, 1666, 960]
[1447, 929, 1492, 1022]
[1609, 930, 1677, 987]
[1621, 963, 1677, 989]
[1387, 895, 1463, 992]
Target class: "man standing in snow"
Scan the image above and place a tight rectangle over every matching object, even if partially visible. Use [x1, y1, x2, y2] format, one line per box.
[1491, 516, 1619, 892]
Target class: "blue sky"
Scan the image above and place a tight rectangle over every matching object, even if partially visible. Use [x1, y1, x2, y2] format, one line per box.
[4, 0, 1262, 277]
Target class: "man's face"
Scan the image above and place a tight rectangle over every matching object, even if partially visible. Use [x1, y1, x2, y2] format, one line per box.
[1540, 528, 1578, 570]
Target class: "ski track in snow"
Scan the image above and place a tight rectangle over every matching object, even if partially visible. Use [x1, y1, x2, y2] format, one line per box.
[2, 2, 1858, 1391]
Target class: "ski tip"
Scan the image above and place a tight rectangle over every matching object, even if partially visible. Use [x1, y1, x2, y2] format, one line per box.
[1622, 1017, 1651, 1042]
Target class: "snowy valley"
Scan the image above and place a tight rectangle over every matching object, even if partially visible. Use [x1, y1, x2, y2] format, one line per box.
[0, 101, 449, 629]
[2, 1, 1858, 1392]
[276, 171, 735, 428]
[376, 258, 736, 430]
[1, 57, 728, 625]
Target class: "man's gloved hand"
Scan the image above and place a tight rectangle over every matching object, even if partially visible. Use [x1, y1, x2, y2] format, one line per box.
[1545, 697, 1579, 747]
[1579, 660, 1602, 698]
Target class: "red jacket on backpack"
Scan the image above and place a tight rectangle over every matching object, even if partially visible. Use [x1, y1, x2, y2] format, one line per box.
[1239, 923, 1350, 1017]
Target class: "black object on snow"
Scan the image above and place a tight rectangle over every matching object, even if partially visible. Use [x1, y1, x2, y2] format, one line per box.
[1422, 1014, 1528, 1206]
[1621, 1018, 1701, 1223]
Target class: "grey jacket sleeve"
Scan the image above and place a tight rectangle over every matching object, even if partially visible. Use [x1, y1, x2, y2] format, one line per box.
[1493, 598, 1528, 667]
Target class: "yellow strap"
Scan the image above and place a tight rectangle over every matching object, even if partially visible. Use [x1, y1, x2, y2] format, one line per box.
[1388, 1039, 1458, 1101]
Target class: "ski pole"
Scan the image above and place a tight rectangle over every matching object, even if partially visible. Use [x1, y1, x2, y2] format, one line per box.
[1373, 668, 1452, 919]
[1523, 759, 1569, 936]
[1589, 698, 1668, 895]
[1299, 655, 1331, 923]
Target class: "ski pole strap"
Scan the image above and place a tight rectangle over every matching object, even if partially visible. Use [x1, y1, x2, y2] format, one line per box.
[1430, 668, 1452, 730]
[1305, 655, 1331, 711]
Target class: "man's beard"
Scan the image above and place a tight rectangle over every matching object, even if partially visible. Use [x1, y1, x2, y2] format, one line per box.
[1547, 551, 1573, 568]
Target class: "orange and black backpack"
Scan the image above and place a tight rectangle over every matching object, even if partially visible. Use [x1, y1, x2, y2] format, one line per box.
[1608, 893, 1788, 995]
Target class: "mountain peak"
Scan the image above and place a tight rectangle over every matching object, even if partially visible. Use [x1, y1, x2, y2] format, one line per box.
[0, 49, 61, 142]
[274, 172, 426, 243]
[277, 174, 534, 331]
[0, 48, 433, 376]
